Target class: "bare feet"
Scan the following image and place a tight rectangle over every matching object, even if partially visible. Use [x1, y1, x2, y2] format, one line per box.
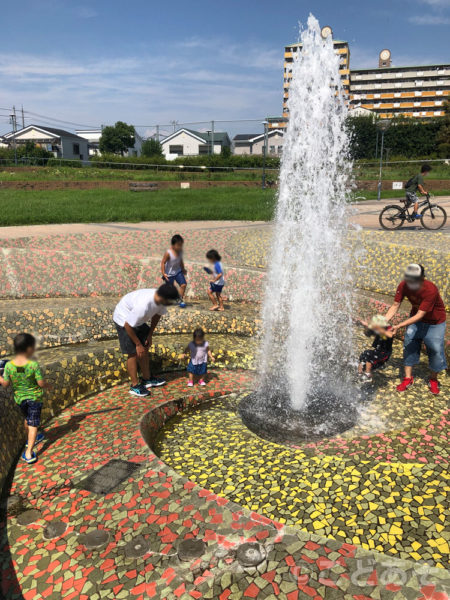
[209, 305, 219, 311]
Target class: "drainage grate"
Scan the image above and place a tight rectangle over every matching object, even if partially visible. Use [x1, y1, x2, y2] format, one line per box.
[73, 459, 141, 495]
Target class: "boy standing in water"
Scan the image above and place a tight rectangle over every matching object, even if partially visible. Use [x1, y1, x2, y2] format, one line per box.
[0, 333, 50, 464]
[161, 234, 188, 308]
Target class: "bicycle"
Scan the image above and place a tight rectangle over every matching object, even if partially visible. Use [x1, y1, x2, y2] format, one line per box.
[379, 194, 447, 231]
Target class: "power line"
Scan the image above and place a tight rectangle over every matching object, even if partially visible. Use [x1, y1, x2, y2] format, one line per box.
[23, 109, 99, 129]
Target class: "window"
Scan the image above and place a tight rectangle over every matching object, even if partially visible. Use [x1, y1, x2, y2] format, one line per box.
[169, 145, 183, 155]
[73, 143, 80, 154]
[269, 145, 275, 154]
[277, 145, 283, 155]
[199, 145, 210, 155]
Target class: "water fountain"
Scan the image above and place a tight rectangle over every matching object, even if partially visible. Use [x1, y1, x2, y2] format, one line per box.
[240, 15, 361, 442]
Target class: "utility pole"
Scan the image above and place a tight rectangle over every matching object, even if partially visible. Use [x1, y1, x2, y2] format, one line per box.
[156, 125, 160, 142]
[261, 120, 268, 189]
[211, 120, 215, 156]
[21, 105, 25, 128]
[10, 107, 18, 165]
[376, 119, 391, 201]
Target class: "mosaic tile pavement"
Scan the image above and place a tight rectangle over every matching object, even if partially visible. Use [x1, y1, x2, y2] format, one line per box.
[155, 333, 450, 569]
[0, 223, 448, 599]
[2, 370, 449, 600]
[1, 227, 448, 308]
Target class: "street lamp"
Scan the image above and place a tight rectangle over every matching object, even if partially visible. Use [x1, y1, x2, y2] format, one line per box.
[261, 120, 269, 189]
[376, 119, 391, 201]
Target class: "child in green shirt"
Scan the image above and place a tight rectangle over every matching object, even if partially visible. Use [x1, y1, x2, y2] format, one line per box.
[0, 333, 50, 464]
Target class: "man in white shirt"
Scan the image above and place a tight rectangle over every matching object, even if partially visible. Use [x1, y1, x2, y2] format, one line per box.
[113, 284, 179, 397]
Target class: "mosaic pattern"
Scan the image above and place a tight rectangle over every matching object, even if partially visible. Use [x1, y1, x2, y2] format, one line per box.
[0, 223, 448, 600]
[1, 228, 448, 308]
[0, 329, 255, 492]
[2, 372, 449, 600]
[0, 298, 260, 356]
[226, 229, 450, 308]
[155, 333, 450, 568]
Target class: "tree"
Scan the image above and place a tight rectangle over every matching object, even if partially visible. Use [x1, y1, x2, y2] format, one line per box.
[99, 121, 135, 156]
[141, 138, 163, 157]
[220, 145, 231, 159]
[436, 100, 450, 157]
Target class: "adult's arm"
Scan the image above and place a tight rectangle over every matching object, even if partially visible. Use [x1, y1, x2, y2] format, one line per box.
[385, 301, 401, 322]
[146, 314, 162, 345]
[392, 310, 427, 334]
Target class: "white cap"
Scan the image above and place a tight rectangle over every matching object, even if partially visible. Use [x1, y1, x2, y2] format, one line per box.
[404, 264, 423, 280]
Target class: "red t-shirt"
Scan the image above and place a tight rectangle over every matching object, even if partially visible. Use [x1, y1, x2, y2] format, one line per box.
[394, 280, 446, 325]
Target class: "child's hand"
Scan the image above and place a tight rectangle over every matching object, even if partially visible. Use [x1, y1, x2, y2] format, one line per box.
[178, 353, 186, 360]
[210, 354, 216, 363]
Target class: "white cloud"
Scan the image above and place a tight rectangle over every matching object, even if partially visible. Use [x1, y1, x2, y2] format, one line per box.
[419, 0, 450, 6]
[75, 6, 98, 19]
[409, 14, 450, 23]
[0, 38, 283, 136]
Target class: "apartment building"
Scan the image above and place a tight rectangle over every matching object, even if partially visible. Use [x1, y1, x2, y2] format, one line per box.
[350, 51, 450, 119]
[271, 26, 350, 129]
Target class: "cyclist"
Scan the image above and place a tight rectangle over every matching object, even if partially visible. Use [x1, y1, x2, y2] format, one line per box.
[404, 164, 431, 219]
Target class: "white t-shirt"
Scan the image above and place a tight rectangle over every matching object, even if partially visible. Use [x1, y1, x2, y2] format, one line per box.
[188, 341, 209, 365]
[113, 289, 167, 327]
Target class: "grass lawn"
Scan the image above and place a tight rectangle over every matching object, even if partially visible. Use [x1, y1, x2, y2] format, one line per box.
[0, 188, 276, 225]
[0, 166, 267, 182]
[0, 187, 448, 226]
[2, 163, 449, 183]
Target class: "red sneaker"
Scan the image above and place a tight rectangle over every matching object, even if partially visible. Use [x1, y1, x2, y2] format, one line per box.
[429, 379, 440, 395]
[396, 377, 414, 392]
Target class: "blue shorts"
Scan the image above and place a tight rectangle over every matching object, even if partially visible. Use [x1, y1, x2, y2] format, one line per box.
[403, 321, 447, 372]
[164, 272, 186, 286]
[19, 400, 43, 428]
[187, 361, 207, 375]
[210, 283, 224, 294]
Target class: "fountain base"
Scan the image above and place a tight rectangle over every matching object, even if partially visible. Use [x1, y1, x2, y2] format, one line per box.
[239, 388, 363, 445]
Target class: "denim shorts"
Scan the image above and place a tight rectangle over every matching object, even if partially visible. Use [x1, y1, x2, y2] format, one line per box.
[164, 271, 186, 286]
[19, 400, 43, 427]
[187, 361, 207, 375]
[403, 321, 447, 372]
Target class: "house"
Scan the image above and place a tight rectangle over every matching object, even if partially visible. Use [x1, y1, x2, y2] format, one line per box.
[232, 130, 284, 156]
[160, 128, 231, 159]
[3, 125, 89, 160]
[75, 128, 143, 157]
[348, 105, 375, 118]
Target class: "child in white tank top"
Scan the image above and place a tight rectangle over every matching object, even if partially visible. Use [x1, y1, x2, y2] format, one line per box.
[161, 234, 187, 307]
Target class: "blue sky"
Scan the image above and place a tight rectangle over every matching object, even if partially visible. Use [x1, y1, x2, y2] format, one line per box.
[1, 0, 449, 137]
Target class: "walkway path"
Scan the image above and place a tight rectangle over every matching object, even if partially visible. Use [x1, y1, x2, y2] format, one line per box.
[0, 196, 448, 239]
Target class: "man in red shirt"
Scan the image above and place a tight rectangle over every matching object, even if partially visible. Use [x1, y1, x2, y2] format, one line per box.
[385, 263, 447, 395]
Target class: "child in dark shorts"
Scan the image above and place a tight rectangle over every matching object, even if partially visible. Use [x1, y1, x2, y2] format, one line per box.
[181, 328, 215, 387]
[358, 315, 395, 380]
[205, 249, 225, 311]
[0, 333, 50, 464]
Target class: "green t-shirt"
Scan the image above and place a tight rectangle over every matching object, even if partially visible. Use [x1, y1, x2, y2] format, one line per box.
[405, 173, 424, 194]
[3, 360, 44, 404]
